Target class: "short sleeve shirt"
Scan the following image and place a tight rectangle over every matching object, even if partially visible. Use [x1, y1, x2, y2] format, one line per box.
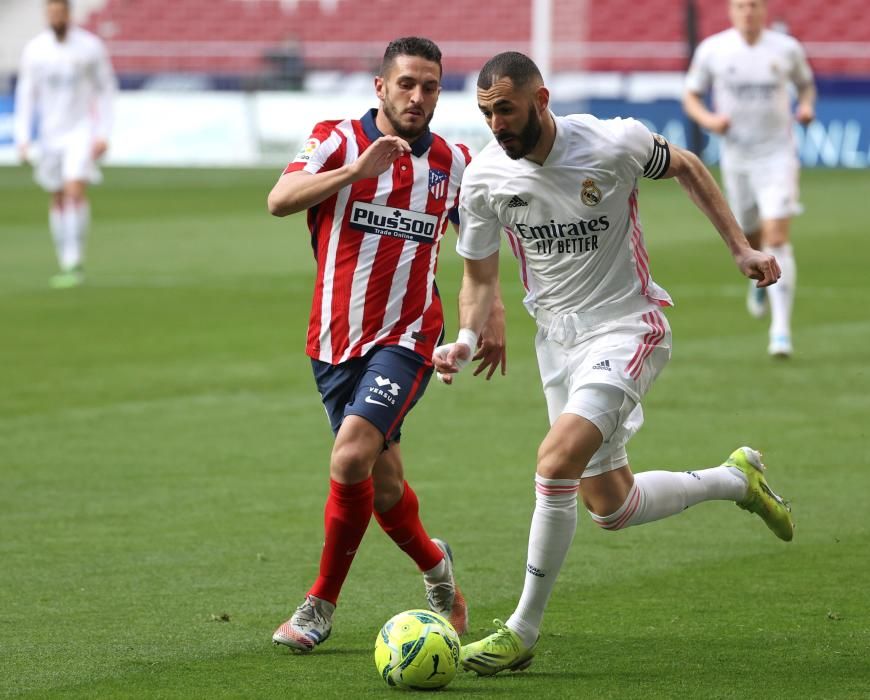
[686, 28, 814, 159]
[457, 114, 672, 316]
[283, 109, 471, 364]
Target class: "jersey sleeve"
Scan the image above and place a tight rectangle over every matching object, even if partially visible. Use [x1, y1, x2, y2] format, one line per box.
[612, 118, 671, 180]
[456, 172, 501, 260]
[642, 133, 671, 179]
[685, 39, 713, 95]
[447, 143, 473, 227]
[13, 43, 35, 147]
[788, 38, 814, 89]
[93, 39, 117, 141]
[283, 121, 346, 175]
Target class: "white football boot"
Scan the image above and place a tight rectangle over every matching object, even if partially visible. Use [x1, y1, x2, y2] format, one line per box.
[272, 595, 335, 652]
[424, 539, 468, 635]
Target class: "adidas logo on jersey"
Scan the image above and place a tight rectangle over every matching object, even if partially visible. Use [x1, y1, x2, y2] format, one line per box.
[592, 360, 612, 371]
[507, 195, 528, 208]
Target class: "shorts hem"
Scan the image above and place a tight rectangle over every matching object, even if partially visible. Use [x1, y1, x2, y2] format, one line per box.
[582, 455, 630, 479]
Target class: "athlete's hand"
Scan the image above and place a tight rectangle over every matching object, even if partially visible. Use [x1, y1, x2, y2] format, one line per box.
[353, 135, 411, 181]
[17, 144, 29, 164]
[705, 113, 730, 135]
[795, 103, 815, 126]
[92, 139, 108, 160]
[473, 302, 506, 380]
[735, 248, 781, 288]
[433, 339, 474, 386]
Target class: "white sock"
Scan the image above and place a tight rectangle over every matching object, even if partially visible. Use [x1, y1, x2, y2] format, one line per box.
[423, 557, 448, 584]
[588, 467, 748, 530]
[764, 243, 796, 338]
[49, 206, 64, 268]
[61, 199, 90, 270]
[506, 475, 579, 648]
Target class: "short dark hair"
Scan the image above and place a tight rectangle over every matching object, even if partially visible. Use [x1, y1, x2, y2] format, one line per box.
[477, 51, 543, 90]
[380, 37, 442, 77]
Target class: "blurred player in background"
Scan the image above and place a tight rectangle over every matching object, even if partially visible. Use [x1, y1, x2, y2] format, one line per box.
[434, 51, 793, 676]
[684, 0, 815, 357]
[267, 36, 505, 653]
[14, 0, 116, 289]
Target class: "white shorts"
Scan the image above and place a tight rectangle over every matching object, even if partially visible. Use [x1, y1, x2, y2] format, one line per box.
[34, 131, 102, 192]
[721, 151, 801, 234]
[535, 302, 672, 477]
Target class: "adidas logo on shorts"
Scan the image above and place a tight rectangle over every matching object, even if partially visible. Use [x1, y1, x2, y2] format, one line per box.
[507, 195, 528, 208]
[592, 360, 612, 371]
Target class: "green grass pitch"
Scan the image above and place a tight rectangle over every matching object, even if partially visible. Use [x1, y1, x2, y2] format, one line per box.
[1, 164, 868, 698]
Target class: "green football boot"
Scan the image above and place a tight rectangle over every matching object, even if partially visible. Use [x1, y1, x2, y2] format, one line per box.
[50, 266, 84, 289]
[460, 620, 536, 676]
[726, 446, 794, 542]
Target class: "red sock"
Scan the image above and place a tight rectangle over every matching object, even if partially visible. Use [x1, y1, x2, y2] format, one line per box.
[308, 477, 374, 605]
[374, 481, 444, 571]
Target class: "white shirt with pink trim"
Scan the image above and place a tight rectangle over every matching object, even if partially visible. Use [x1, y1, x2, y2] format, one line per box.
[686, 28, 813, 161]
[14, 27, 116, 151]
[457, 113, 672, 318]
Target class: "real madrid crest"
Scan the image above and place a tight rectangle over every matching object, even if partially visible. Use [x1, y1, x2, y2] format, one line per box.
[581, 178, 602, 207]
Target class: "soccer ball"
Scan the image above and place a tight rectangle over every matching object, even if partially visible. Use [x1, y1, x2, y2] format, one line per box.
[374, 609, 461, 690]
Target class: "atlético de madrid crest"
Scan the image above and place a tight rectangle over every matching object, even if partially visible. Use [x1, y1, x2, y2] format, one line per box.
[428, 169, 448, 200]
[581, 178, 602, 206]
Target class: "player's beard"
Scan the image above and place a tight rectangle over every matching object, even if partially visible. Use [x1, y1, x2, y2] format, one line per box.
[381, 93, 434, 142]
[498, 105, 542, 160]
[51, 22, 69, 40]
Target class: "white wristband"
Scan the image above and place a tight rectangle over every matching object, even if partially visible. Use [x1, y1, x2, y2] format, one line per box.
[456, 327, 479, 350]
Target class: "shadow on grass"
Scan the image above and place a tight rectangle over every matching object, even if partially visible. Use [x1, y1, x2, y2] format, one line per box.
[270, 645, 368, 659]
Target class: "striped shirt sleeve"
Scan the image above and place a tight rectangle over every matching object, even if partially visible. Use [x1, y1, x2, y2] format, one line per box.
[283, 120, 345, 175]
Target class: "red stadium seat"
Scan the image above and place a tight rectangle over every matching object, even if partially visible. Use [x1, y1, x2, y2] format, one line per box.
[82, 0, 870, 76]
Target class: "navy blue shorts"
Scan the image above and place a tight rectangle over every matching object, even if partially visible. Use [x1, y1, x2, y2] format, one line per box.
[311, 345, 433, 442]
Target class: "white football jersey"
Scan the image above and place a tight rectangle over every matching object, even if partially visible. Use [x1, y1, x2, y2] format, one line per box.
[14, 27, 116, 150]
[457, 114, 673, 318]
[685, 28, 814, 159]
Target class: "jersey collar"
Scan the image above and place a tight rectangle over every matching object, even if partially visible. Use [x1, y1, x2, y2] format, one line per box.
[543, 111, 563, 165]
[361, 108, 433, 158]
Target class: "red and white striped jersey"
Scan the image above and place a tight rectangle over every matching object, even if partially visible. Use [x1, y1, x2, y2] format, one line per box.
[284, 109, 471, 365]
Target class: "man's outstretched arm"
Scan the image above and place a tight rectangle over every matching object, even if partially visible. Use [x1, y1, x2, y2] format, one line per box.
[267, 135, 410, 216]
[661, 145, 780, 288]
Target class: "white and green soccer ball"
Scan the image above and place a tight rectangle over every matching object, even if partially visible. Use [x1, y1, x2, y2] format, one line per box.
[374, 609, 461, 690]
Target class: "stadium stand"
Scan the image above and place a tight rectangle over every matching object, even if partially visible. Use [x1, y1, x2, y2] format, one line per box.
[582, 0, 870, 73]
[66, 0, 870, 79]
